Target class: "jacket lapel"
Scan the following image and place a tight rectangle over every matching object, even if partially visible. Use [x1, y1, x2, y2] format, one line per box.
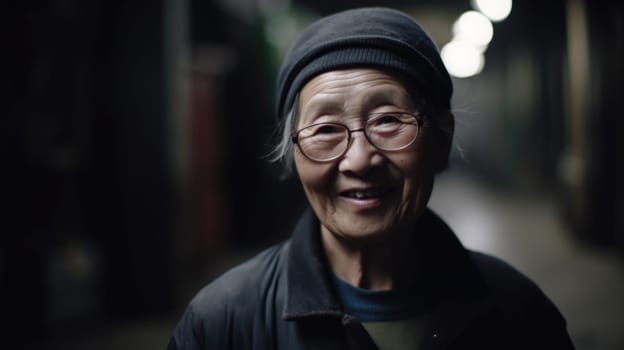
[282, 207, 496, 350]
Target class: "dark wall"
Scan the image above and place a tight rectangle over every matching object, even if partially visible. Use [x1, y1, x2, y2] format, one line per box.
[583, 0, 624, 245]
[4, 0, 176, 347]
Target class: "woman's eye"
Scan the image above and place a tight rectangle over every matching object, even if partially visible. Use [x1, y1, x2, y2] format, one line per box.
[375, 114, 401, 125]
[315, 125, 341, 134]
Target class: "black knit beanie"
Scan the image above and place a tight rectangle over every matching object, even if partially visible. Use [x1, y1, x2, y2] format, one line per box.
[275, 7, 453, 120]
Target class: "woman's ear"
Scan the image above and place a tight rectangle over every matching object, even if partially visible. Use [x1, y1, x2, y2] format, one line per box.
[432, 111, 455, 173]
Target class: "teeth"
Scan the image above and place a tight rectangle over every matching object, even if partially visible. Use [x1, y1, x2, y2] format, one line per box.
[349, 189, 385, 199]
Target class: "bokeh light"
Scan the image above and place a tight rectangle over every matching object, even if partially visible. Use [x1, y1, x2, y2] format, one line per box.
[472, 0, 513, 22]
[441, 40, 485, 78]
[453, 10, 494, 49]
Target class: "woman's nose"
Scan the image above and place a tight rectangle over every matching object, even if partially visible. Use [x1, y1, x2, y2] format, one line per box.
[337, 131, 385, 175]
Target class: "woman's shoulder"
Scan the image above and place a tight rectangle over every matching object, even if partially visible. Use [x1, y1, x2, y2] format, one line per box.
[189, 241, 290, 312]
[468, 251, 566, 324]
[169, 242, 291, 349]
[469, 252, 552, 296]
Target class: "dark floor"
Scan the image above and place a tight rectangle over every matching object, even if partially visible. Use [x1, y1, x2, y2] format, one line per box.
[61, 170, 624, 350]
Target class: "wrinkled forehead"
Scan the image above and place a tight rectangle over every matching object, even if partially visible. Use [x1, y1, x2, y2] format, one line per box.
[298, 68, 425, 111]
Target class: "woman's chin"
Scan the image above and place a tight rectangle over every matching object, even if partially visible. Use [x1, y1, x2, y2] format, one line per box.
[324, 216, 401, 244]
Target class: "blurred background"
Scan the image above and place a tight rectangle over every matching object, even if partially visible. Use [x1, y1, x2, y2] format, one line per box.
[3, 0, 623, 349]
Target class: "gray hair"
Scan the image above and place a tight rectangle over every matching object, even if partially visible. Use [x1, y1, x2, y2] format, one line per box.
[268, 94, 299, 178]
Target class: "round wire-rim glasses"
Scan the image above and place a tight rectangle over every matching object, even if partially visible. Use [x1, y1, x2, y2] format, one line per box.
[292, 112, 422, 162]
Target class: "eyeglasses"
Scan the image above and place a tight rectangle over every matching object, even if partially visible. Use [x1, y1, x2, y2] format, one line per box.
[292, 112, 422, 162]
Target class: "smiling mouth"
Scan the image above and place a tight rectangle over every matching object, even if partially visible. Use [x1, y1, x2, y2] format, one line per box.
[341, 187, 392, 199]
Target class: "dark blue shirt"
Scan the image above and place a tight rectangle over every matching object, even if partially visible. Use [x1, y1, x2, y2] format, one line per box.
[332, 274, 426, 322]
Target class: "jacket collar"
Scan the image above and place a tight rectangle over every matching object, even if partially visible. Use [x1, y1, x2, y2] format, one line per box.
[282, 209, 343, 319]
[282, 207, 488, 320]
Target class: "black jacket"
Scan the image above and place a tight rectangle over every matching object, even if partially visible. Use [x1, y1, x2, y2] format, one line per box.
[168, 208, 574, 349]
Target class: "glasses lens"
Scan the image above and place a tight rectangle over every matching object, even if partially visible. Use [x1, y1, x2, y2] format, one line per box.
[366, 113, 419, 150]
[297, 123, 349, 160]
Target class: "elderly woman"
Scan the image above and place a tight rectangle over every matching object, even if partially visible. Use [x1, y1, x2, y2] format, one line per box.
[168, 7, 574, 350]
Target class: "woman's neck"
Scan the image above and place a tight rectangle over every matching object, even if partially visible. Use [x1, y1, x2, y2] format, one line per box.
[320, 223, 417, 291]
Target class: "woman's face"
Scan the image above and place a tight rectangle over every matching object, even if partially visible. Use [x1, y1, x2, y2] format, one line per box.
[294, 68, 439, 243]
